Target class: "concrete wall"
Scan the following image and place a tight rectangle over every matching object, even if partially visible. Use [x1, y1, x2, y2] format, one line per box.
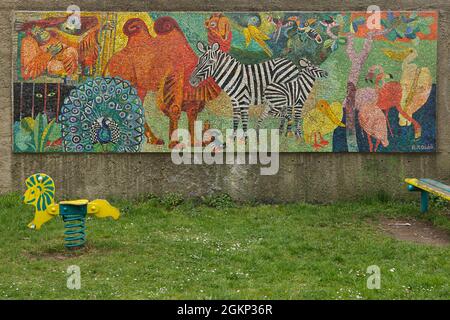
[1, 0, 449, 202]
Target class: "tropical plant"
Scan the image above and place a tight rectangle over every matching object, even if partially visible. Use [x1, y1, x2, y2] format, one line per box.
[382, 12, 434, 44]
[13, 113, 61, 152]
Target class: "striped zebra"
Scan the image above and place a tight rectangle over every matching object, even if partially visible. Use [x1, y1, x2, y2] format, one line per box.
[258, 58, 328, 138]
[189, 42, 300, 138]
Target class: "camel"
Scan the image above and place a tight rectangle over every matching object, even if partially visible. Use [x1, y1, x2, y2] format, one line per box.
[104, 16, 231, 148]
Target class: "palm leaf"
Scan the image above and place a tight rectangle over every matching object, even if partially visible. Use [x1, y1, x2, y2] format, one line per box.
[39, 119, 56, 152]
[20, 117, 34, 132]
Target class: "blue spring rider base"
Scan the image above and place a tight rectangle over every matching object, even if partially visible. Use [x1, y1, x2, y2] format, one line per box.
[60, 200, 88, 249]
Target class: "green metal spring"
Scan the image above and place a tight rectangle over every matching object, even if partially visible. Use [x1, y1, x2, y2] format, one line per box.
[61, 213, 86, 249]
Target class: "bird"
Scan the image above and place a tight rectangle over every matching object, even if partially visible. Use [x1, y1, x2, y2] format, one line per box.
[303, 100, 345, 150]
[90, 117, 120, 145]
[393, 48, 432, 131]
[266, 15, 293, 43]
[288, 16, 323, 44]
[381, 47, 412, 62]
[365, 63, 424, 139]
[59, 76, 146, 152]
[364, 65, 397, 137]
[355, 88, 389, 152]
[229, 13, 273, 56]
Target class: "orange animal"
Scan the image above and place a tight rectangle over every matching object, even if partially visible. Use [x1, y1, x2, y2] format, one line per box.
[19, 15, 101, 80]
[366, 65, 421, 139]
[105, 17, 230, 148]
[205, 13, 232, 52]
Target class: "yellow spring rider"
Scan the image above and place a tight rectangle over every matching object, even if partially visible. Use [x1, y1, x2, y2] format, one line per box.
[22, 173, 120, 249]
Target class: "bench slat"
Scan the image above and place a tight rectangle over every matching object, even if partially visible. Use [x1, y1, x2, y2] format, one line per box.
[405, 178, 450, 200]
[420, 179, 450, 193]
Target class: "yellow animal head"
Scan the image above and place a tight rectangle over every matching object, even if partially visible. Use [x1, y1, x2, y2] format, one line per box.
[316, 99, 329, 112]
[88, 199, 121, 220]
[23, 173, 57, 230]
[316, 100, 345, 128]
[205, 13, 231, 40]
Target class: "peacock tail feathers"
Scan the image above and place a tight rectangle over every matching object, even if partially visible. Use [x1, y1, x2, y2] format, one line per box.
[59, 77, 145, 152]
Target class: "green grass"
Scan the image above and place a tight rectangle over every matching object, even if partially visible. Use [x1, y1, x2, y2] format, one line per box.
[0, 193, 448, 300]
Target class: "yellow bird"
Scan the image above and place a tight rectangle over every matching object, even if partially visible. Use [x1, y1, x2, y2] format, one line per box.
[303, 100, 345, 150]
[243, 24, 272, 57]
[398, 48, 432, 128]
[229, 13, 273, 57]
[381, 47, 412, 62]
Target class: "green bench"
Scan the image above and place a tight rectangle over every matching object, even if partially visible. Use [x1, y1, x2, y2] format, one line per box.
[405, 178, 450, 213]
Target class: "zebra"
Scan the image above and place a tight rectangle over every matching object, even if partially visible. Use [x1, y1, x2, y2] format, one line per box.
[189, 42, 300, 139]
[258, 58, 328, 138]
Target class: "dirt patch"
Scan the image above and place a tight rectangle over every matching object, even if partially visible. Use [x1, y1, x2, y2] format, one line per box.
[24, 243, 99, 260]
[378, 217, 450, 247]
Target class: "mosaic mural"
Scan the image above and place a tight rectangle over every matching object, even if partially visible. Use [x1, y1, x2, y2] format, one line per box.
[12, 11, 438, 152]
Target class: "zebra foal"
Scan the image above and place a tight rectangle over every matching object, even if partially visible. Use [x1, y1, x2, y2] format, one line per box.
[258, 58, 328, 138]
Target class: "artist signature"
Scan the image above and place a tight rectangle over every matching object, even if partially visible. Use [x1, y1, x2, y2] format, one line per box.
[411, 144, 434, 151]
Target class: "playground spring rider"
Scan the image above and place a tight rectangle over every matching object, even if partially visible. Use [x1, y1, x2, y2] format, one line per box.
[23, 173, 120, 249]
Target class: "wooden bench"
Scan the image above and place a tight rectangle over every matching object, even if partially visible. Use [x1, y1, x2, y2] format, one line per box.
[405, 178, 450, 213]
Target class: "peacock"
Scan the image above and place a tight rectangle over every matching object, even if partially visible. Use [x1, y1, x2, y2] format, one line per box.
[59, 76, 145, 152]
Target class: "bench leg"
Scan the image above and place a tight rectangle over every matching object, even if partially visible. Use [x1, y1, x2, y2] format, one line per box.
[420, 191, 429, 213]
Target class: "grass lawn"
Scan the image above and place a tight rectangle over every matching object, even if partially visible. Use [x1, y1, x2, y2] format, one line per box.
[0, 193, 448, 300]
